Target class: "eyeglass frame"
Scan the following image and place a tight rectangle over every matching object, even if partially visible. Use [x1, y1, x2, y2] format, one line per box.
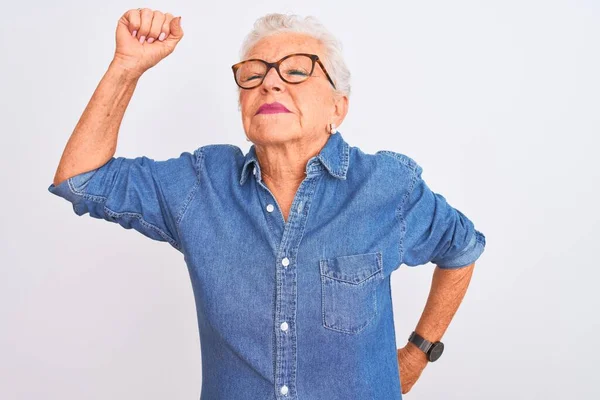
[231, 52, 337, 90]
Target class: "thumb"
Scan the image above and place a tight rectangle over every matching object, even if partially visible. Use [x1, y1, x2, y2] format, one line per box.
[167, 16, 184, 41]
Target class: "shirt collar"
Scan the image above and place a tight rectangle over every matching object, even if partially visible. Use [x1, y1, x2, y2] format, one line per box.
[239, 130, 350, 185]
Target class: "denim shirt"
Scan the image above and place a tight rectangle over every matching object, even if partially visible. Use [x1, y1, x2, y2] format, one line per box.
[48, 131, 486, 399]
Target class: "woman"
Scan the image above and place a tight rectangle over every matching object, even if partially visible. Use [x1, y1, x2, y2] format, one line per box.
[48, 9, 486, 399]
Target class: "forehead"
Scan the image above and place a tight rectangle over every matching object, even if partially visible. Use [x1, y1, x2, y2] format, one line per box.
[245, 32, 325, 61]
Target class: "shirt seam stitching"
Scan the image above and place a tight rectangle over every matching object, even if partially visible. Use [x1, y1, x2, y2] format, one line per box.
[103, 207, 180, 250]
[173, 147, 205, 245]
[388, 155, 421, 268]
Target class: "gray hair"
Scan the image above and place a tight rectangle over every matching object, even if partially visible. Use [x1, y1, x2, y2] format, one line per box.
[236, 13, 351, 103]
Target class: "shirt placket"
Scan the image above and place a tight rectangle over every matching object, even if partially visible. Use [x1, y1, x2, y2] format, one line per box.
[254, 162, 323, 399]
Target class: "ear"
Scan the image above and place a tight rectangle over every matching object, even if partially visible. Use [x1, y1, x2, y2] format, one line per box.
[332, 94, 349, 128]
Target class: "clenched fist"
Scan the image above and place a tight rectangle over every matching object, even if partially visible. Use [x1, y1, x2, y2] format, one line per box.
[112, 8, 184, 77]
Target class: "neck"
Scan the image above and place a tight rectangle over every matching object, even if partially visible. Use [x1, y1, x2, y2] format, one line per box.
[254, 133, 329, 190]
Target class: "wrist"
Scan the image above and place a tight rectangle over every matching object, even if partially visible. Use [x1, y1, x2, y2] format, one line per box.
[405, 341, 429, 362]
[109, 57, 144, 81]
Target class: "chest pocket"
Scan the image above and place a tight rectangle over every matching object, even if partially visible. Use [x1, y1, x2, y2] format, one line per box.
[319, 251, 384, 334]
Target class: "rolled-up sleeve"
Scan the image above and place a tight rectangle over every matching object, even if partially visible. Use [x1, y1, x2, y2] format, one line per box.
[400, 163, 486, 269]
[47, 150, 200, 252]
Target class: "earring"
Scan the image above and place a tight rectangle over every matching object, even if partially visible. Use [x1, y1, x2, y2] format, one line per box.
[329, 123, 337, 135]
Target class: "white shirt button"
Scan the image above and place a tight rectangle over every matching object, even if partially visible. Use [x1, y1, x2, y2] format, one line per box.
[281, 257, 290, 267]
[266, 204, 274, 212]
[297, 201, 303, 212]
[280, 385, 289, 395]
[280, 321, 288, 331]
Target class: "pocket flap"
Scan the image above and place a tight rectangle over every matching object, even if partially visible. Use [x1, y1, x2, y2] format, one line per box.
[320, 251, 382, 284]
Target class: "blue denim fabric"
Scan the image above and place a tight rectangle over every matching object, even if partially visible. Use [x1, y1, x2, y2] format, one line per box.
[48, 131, 486, 399]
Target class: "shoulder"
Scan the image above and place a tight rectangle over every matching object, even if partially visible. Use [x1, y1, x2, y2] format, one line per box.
[372, 149, 423, 176]
[193, 143, 247, 182]
[347, 144, 423, 179]
[194, 143, 245, 166]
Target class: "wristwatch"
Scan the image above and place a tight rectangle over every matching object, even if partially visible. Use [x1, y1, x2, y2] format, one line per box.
[408, 331, 444, 362]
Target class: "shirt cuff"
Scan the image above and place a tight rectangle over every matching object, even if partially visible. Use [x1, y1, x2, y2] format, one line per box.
[47, 169, 99, 205]
[434, 229, 486, 269]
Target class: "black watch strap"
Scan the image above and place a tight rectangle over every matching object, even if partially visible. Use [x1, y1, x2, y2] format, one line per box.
[408, 331, 433, 353]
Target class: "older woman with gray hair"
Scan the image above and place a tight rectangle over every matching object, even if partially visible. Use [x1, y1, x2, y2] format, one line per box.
[48, 8, 486, 399]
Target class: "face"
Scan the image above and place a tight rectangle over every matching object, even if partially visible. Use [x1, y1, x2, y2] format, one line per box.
[238, 32, 348, 146]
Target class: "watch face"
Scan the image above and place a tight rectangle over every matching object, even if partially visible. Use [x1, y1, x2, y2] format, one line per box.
[428, 342, 444, 362]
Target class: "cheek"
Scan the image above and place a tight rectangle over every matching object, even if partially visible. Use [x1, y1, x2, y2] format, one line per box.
[240, 90, 252, 105]
[239, 96, 252, 121]
[299, 92, 331, 122]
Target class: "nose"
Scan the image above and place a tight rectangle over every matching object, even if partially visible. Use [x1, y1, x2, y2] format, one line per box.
[260, 66, 285, 93]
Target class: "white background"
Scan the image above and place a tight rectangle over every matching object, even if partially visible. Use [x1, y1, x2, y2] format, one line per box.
[1, 0, 598, 399]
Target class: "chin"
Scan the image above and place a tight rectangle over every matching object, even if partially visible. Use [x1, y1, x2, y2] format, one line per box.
[250, 127, 299, 143]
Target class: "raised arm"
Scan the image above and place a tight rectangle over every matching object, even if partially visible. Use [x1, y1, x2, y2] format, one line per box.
[51, 62, 139, 186]
[52, 8, 183, 185]
[48, 9, 194, 252]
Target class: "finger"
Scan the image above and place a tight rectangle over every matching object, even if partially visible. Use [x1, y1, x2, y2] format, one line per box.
[166, 16, 183, 41]
[146, 11, 165, 43]
[159, 13, 174, 41]
[137, 8, 154, 43]
[126, 9, 142, 38]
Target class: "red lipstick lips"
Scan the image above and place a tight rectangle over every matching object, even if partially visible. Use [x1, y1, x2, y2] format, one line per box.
[256, 102, 291, 115]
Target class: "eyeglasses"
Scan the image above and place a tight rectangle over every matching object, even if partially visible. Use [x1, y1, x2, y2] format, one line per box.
[231, 53, 336, 90]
